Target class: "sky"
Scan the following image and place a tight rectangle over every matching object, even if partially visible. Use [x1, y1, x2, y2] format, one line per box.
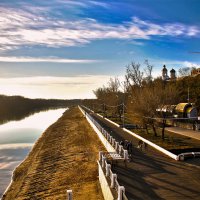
[0, 0, 200, 99]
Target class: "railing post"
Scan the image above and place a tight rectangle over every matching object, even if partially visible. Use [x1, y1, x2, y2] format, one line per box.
[110, 136, 113, 143]
[123, 150, 129, 160]
[105, 163, 111, 177]
[99, 151, 103, 162]
[112, 138, 115, 147]
[119, 145, 123, 155]
[102, 156, 106, 168]
[67, 190, 73, 200]
[117, 186, 125, 200]
[115, 142, 119, 151]
[111, 174, 117, 188]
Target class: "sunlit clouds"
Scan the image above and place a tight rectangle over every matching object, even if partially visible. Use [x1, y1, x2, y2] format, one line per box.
[0, 75, 112, 99]
[0, 57, 98, 63]
[0, 0, 200, 99]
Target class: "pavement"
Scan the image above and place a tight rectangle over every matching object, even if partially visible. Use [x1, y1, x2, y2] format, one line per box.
[166, 127, 200, 141]
[85, 109, 200, 200]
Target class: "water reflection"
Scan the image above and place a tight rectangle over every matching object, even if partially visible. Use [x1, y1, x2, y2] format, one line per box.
[0, 108, 66, 198]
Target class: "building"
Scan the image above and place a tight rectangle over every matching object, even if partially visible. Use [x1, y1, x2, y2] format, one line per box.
[170, 68, 176, 80]
[191, 68, 200, 76]
[162, 65, 176, 81]
[175, 103, 198, 118]
[157, 103, 198, 119]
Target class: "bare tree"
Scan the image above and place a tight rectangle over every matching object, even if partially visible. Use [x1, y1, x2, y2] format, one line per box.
[126, 62, 144, 87]
[107, 77, 120, 93]
[178, 67, 191, 77]
[144, 59, 153, 83]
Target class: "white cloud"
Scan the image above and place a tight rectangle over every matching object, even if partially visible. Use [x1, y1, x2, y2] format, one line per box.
[0, 75, 112, 99]
[0, 56, 98, 63]
[0, 7, 199, 51]
[181, 61, 200, 68]
[0, 143, 33, 150]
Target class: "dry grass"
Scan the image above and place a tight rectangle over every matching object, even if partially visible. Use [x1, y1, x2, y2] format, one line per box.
[2, 107, 105, 200]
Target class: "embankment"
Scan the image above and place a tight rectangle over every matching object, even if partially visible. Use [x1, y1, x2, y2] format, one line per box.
[2, 107, 105, 200]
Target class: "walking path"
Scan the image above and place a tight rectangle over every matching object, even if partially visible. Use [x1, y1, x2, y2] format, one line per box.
[86, 109, 200, 200]
[166, 127, 200, 141]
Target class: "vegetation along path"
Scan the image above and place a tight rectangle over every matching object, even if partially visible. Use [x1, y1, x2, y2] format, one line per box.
[86, 109, 200, 200]
[2, 107, 105, 200]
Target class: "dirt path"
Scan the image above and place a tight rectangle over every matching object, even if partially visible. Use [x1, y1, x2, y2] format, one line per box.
[2, 107, 105, 200]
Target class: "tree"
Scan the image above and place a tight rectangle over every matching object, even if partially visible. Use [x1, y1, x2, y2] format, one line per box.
[125, 61, 178, 138]
[178, 67, 191, 77]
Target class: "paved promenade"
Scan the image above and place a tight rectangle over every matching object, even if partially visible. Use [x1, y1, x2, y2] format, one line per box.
[166, 127, 200, 141]
[88, 111, 200, 200]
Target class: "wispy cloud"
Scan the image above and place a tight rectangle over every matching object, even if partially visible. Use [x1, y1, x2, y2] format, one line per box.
[0, 56, 99, 63]
[0, 143, 33, 150]
[54, 0, 110, 8]
[157, 60, 200, 68]
[0, 5, 199, 51]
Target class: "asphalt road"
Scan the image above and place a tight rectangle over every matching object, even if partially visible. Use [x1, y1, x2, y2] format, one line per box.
[86, 109, 200, 200]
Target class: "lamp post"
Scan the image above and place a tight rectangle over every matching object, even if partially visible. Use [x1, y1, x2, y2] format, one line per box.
[122, 102, 125, 128]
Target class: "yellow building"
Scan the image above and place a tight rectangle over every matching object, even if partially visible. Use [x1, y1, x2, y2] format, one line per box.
[175, 103, 198, 118]
[191, 68, 200, 76]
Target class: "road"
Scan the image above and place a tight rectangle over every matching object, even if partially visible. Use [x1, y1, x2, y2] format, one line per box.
[86, 109, 200, 200]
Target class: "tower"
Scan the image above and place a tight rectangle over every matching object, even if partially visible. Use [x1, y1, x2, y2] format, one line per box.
[162, 65, 169, 80]
[170, 68, 176, 80]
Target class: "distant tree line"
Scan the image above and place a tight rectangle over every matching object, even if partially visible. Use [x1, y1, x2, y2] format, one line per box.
[0, 95, 81, 125]
[84, 60, 200, 139]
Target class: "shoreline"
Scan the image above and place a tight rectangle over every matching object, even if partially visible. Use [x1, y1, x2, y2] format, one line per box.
[2, 106, 105, 200]
[0, 108, 67, 199]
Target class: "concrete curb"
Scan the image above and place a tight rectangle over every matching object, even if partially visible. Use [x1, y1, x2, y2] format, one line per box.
[123, 128, 179, 160]
[78, 106, 116, 154]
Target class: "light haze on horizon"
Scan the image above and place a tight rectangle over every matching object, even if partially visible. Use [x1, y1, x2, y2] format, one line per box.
[0, 0, 200, 99]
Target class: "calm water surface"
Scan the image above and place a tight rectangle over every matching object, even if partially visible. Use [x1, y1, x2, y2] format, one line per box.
[0, 108, 66, 197]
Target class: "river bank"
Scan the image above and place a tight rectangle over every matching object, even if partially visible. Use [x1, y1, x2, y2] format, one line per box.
[0, 108, 66, 198]
[2, 107, 105, 200]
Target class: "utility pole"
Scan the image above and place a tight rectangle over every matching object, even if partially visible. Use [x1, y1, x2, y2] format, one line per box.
[103, 103, 105, 118]
[187, 87, 190, 103]
[122, 102, 125, 128]
[122, 81, 126, 128]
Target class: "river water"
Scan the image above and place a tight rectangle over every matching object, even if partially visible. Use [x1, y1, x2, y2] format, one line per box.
[0, 108, 66, 197]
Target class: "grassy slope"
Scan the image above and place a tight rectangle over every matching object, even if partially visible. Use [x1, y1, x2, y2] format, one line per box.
[2, 107, 105, 200]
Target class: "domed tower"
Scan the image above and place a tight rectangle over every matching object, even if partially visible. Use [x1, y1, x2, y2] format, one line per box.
[170, 68, 176, 80]
[162, 65, 169, 80]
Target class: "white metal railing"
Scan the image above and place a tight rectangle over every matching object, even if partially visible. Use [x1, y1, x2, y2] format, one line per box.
[178, 152, 200, 161]
[83, 107, 129, 161]
[80, 106, 129, 199]
[67, 190, 72, 200]
[99, 152, 128, 200]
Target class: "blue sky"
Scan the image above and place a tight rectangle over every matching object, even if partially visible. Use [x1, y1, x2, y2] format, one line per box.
[0, 0, 200, 99]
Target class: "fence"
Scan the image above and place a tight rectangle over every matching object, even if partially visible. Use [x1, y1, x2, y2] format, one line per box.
[79, 106, 129, 199]
[79, 105, 129, 160]
[98, 152, 128, 200]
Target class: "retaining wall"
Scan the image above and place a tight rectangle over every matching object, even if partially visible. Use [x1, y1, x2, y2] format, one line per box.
[98, 161, 114, 200]
[78, 106, 116, 153]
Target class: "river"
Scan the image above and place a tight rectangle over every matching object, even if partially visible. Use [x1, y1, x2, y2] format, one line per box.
[0, 108, 66, 198]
